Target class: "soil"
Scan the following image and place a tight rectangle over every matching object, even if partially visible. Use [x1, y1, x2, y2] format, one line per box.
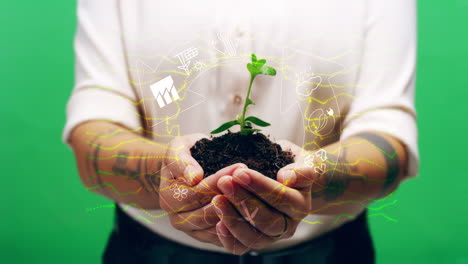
[190, 131, 295, 180]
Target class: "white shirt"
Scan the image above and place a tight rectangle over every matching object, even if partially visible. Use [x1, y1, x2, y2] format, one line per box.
[63, 0, 418, 254]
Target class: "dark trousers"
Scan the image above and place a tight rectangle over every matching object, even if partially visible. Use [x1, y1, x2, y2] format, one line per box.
[103, 206, 375, 264]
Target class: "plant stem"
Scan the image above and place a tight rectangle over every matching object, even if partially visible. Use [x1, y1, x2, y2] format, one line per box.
[240, 74, 256, 133]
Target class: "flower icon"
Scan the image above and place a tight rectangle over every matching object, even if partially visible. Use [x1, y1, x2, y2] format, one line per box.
[173, 186, 188, 201]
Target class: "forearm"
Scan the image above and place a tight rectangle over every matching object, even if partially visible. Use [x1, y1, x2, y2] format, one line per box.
[310, 131, 408, 215]
[70, 120, 167, 209]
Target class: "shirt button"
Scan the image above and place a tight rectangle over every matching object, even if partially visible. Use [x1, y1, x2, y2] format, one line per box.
[233, 95, 242, 104]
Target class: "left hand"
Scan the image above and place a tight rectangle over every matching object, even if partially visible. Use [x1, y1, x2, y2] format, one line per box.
[214, 140, 319, 255]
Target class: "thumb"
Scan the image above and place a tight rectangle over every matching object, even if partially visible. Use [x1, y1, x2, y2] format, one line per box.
[165, 134, 208, 186]
[277, 163, 318, 189]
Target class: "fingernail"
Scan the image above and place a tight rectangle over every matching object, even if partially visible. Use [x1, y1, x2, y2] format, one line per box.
[281, 170, 296, 186]
[234, 170, 251, 185]
[219, 177, 235, 196]
[184, 165, 197, 186]
[217, 222, 229, 236]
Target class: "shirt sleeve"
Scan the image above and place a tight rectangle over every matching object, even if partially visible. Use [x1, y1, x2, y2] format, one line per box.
[62, 0, 140, 143]
[340, 0, 419, 178]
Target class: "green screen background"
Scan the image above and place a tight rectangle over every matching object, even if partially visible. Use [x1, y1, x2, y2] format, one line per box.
[1, 1, 467, 263]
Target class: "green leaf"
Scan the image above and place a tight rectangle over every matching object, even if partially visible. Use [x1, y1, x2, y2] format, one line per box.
[255, 59, 266, 67]
[245, 121, 253, 128]
[251, 54, 257, 62]
[243, 98, 255, 116]
[247, 63, 258, 75]
[259, 65, 276, 76]
[210, 120, 240, 134]
[246, 98, 255, 106]
[240, 128, 261, 135]
[245, 116, 271, 127]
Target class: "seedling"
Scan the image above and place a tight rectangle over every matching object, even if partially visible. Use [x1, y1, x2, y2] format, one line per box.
[211, 54, 276, 135]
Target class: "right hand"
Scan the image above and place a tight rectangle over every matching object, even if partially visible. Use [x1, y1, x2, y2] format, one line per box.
[158, 134, 247, 247]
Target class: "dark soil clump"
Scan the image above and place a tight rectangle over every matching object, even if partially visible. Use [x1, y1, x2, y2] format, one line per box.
[190, 132, 295, 180]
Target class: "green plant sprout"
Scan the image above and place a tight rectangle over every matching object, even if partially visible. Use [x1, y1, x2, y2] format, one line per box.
[211, 53, 276, 135]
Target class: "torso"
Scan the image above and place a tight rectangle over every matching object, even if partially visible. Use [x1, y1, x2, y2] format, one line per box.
[119, 0, 366, 253]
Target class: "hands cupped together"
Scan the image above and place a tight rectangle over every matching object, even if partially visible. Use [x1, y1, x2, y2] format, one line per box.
[159, 135, 318, 255]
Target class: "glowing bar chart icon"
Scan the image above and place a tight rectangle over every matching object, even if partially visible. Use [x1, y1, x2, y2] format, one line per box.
[150, 75, 180, 108]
